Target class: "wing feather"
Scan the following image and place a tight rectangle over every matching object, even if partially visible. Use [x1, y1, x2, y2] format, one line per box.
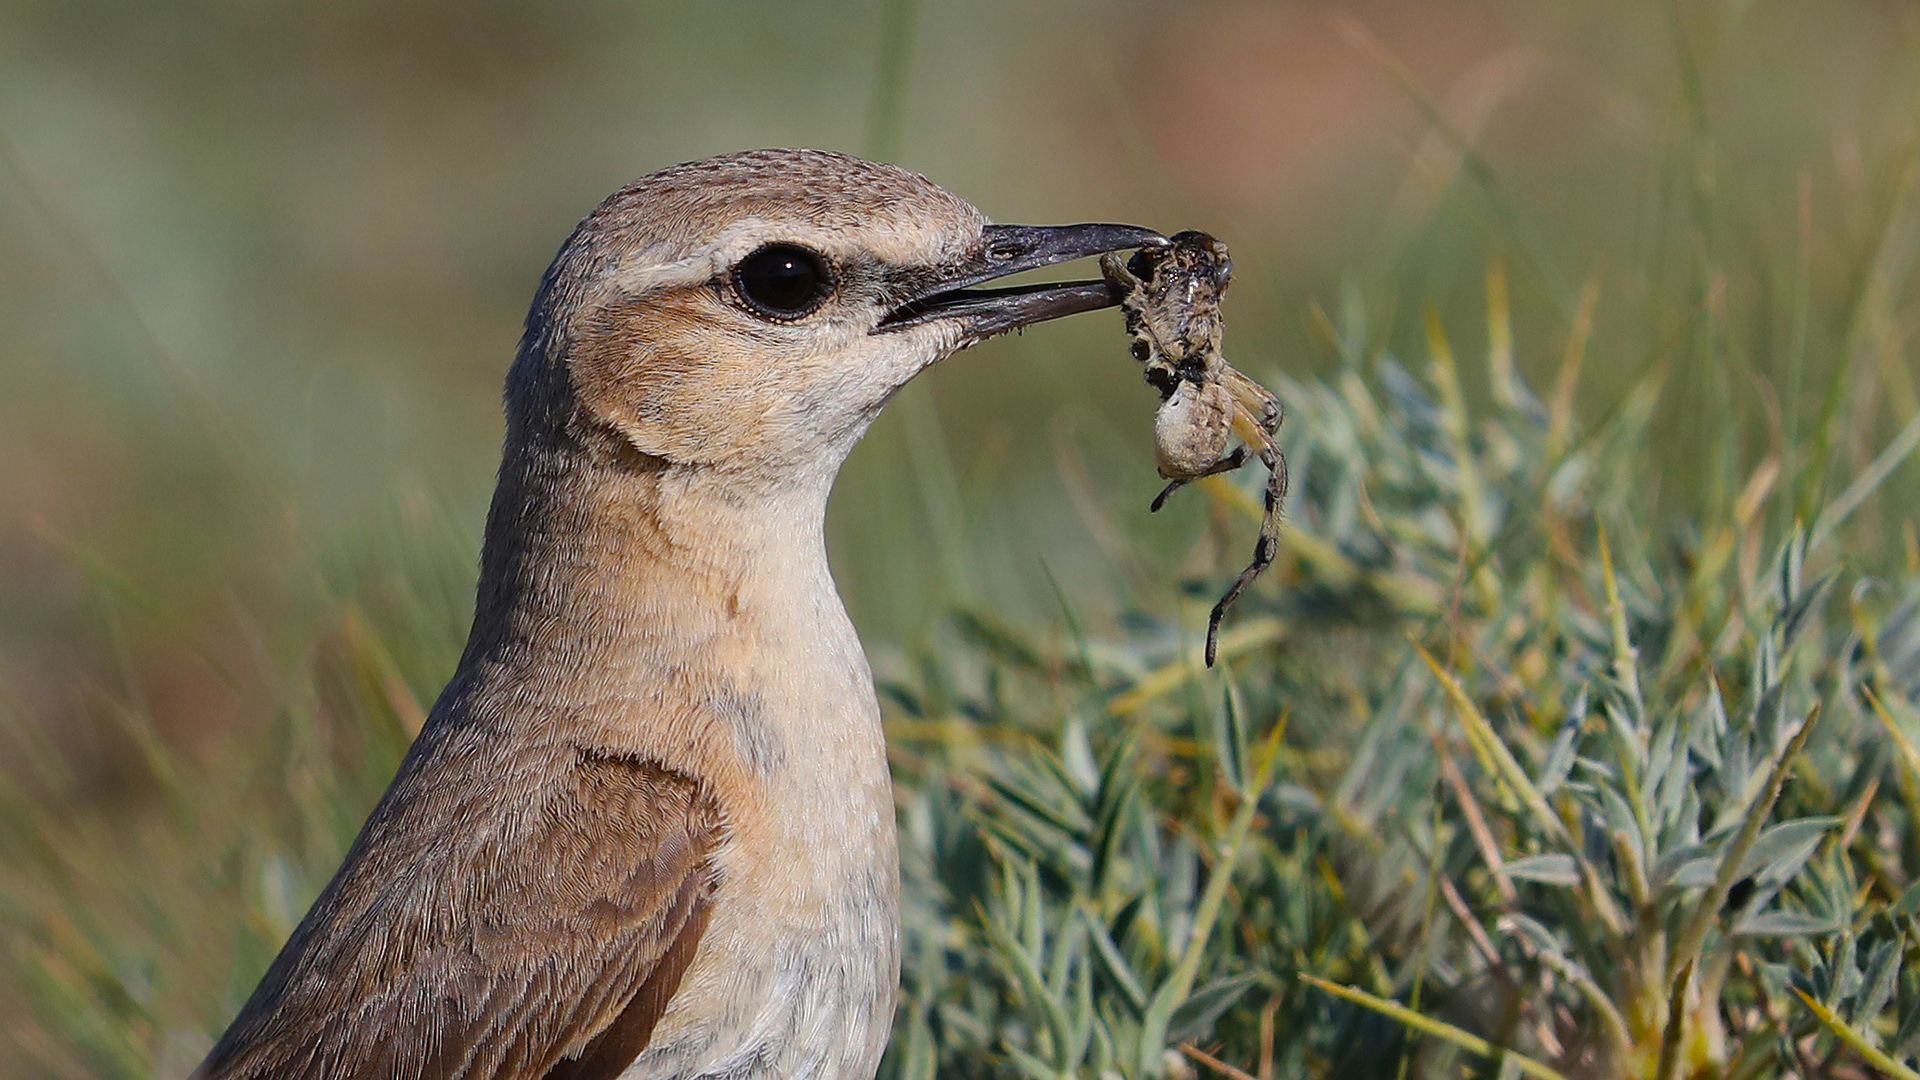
[194, 737, 721, 1080]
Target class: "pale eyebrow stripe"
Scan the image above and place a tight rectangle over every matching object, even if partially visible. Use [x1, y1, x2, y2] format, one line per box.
[603, 219, 852, 297]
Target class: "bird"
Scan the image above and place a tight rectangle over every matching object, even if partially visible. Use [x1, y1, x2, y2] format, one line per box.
[192, 148, 1159, 1080]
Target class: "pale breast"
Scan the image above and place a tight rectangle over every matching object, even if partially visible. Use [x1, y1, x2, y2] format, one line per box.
[618, 681, 899, 1080]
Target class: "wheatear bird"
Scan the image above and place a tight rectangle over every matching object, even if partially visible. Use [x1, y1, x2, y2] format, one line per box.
[194, 149, 1158, 1080]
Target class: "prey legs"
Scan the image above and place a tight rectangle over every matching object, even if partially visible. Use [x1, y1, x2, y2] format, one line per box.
[1205, 396, 1287, 665]
[1151, 367, 1288, 666]
[1150, 447, 1248, 512]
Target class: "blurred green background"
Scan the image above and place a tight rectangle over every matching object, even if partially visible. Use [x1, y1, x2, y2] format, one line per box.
[3, 0, 1918, 1076]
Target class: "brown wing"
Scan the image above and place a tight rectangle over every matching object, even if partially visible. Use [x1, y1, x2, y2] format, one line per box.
[195, 738, 721, 1080]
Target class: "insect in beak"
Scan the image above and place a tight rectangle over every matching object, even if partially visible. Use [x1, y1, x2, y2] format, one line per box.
[876, 223, 1165, 343]
[1103, 230, 1287, 668]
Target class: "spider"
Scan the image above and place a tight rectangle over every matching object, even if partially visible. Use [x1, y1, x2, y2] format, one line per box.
[1101, 230, 1286, 667]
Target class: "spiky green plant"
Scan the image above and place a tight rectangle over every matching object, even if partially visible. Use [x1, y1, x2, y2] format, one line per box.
[868, 274, 1920, 1079]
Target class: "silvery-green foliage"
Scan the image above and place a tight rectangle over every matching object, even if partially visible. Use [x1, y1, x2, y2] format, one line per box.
[876, 299, 1920, 1080]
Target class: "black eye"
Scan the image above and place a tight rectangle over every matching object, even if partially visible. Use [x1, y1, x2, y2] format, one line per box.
[732, 244, 833, 320]
[1126, 250, 1157, 282]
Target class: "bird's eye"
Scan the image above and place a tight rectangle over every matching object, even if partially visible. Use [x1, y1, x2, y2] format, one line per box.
[732, 244, 834, 320]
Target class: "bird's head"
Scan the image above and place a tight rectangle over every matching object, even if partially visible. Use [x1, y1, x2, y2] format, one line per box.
[510, 149, 1160, 483]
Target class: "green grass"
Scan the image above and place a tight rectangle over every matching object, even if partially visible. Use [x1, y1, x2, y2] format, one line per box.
[7, 4, 1920, 1079]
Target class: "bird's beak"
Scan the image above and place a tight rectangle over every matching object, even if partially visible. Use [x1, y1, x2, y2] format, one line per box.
[875, 222, 1164, 340]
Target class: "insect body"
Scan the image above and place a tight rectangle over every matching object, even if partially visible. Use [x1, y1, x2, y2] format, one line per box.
[1102, 230, 1286, 667]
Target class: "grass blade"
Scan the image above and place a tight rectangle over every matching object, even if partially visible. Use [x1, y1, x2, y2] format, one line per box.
[1416, 644, 1569, 846]
[1298, 974, 1571, 1080]
[1793, 988, 1920, 1080]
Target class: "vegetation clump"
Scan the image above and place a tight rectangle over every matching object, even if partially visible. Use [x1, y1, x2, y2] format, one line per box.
[880, 277, 1920, 1077]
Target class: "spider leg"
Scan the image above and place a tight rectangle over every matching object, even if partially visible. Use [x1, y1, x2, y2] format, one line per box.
[1151, 445, 1248, 511]
[1224, 374, 1287, 502]
[1205, 400, 1289, 666]
[1227, 399, 1281, 472]
[1222, 365, 1282, 436]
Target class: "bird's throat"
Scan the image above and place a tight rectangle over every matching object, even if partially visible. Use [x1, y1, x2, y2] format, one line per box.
[455, 435, 875, 778]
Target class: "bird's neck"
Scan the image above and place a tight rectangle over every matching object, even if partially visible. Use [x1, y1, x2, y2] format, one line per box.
[441, 418, 883, 772]
[470, 431, 844, 651]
